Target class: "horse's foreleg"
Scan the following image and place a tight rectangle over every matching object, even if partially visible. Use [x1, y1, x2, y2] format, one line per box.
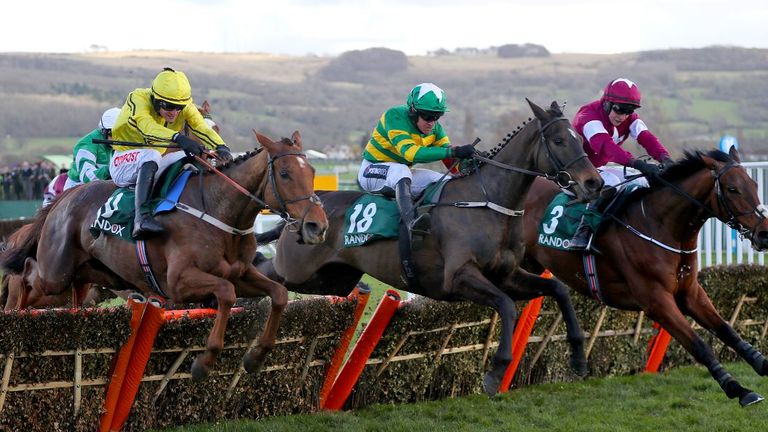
[501, 270, 587, 377]
[648, 293, 763, 407]
[177, 268, 236, 381]
[237, 265, 288, 375]
[682, 283, 768, 377]
[451, 264, 517, 397]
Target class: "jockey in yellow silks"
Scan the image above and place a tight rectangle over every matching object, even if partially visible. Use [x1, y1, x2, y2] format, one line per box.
[110, 68, 231, 239]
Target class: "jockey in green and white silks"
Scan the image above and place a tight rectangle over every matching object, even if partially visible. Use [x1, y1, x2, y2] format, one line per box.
[358, 83, 475, 236]
[63, 107, 121, 191]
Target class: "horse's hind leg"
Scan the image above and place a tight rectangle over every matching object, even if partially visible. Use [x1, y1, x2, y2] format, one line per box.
[501, 269, 587, 377]
[238, 266, 287, 374]
[682, 284, 768, 387]
[649, 292, 763, 407]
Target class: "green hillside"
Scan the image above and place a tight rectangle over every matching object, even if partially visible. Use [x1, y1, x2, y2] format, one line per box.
[1, 46, 768, 167]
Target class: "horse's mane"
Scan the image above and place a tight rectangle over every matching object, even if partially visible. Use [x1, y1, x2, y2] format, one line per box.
[193, 147, 265, 177]
[627, 149, 731, 204]
[458, 104, 565, 177]
[654, 149, 730, 184]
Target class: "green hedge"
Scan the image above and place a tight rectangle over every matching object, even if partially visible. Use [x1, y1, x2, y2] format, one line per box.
[0, 265, 765, 429]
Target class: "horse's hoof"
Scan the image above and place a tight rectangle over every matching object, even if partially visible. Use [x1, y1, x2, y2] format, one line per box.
[740, 392, 764, 407]
[243, 346, 267, 374]
[191, 355, 210, 381]
[570, 356, 589, 377]
[482, 372, 501, 397]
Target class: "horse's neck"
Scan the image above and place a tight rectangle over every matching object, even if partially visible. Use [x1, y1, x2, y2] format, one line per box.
[202, 153, 269, 227]
[466, 124, 540, 209]
[636, 170, 715, 242]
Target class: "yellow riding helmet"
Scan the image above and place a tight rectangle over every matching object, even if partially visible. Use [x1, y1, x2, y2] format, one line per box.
[151, 68, 192, 105]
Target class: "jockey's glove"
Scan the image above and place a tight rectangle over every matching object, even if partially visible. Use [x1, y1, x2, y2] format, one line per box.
[452, 144, 476, 159]
[216, 144, 234, 162]
[660, 156, 675, 171]
[173, 133, 204, 157]
[631, 159, 661, 178]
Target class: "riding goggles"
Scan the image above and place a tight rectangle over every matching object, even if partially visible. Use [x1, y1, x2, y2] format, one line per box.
[157, 100, 185, 112]
[611, 103, 636, 115]
[418, 110, 443, 122]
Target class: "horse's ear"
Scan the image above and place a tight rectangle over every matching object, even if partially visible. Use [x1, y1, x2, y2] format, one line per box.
[252, 129, 273, 149]
[526, 98, 548, 122]
[700, 151, 718, 171]
[201, 100, 211, 113]
[549, 101, 563, 117]
[291, 130, 302, 148]
[729, 145, 741, 163]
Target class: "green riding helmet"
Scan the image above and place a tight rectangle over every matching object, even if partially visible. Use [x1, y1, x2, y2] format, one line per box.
[406, 83, 450, 113]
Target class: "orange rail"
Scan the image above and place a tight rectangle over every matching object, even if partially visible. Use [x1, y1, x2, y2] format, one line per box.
[645, 323, 672, 373]
[99, 298, 148, 432]
[499, 270, 551, 392]
[319, 284, 371, 407]
[323, 290, 401, 410]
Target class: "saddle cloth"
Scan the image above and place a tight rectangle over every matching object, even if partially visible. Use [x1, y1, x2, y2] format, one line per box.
[89, 162, 193, 242]
[538, 184, 642, 251]
[343, 180, 448, 248]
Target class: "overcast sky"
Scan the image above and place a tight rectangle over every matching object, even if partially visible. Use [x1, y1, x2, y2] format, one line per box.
[3, 0, 766, 56]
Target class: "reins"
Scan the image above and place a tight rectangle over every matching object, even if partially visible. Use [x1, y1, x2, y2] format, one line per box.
[472, 117, 588, 189]
[608, 157, 766, 253]
[426, 115, 586, 217]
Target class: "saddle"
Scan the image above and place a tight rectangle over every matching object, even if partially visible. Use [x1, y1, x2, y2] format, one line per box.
[89, 161, 196, 242]
[342, 180, 448, 248]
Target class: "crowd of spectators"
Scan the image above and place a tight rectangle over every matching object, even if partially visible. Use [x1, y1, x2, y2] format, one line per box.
[0, 160, 59, 201]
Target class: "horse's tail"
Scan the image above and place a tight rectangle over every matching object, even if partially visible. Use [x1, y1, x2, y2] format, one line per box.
[255, 220, 286, 244]
[0, 205, 53, 273]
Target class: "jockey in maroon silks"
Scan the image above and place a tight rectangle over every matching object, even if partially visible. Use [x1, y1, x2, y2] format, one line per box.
[569, 78, 673, 251]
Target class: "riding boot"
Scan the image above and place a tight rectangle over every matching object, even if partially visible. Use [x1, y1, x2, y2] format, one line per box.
[395, 178, 431, 236]
[568, 188, 616, 251]
[132, 161, 164, 239]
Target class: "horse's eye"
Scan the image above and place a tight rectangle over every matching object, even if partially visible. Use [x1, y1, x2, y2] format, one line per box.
[727, 186, 739, 194]
[280, 169, 289, 179]
[553, 137, 564, 145]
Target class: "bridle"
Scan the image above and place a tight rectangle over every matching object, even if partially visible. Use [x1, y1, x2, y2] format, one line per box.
[614, 158, 768, 252]
[189, 150, 321, 236]
[472, 116, 589, 189]
[266, 151, 323, 233]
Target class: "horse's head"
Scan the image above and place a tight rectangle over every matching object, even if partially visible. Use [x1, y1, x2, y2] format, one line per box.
[196, 100, 219, 133]
[526, 99, 602, 201]
[253, 130, 328, 244]
[700, 146, 768, 251]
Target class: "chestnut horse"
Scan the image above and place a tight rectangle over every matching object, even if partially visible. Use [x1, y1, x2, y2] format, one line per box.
[0, 101, 221, 311]
[0, 131, 328, 379]
[522, 147, 768, 406]
[254, 100, 603, 396]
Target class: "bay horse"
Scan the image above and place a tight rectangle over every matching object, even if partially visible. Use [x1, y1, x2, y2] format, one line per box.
[253, 100, 603, 396]
[521, 147, 768, 406]
[0, 130, 328, 380]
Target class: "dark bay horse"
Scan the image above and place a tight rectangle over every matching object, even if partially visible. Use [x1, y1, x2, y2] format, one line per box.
[522, 147, 768, 406]
[253, 100, 603, 396]
[0, 131, 328, 379]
